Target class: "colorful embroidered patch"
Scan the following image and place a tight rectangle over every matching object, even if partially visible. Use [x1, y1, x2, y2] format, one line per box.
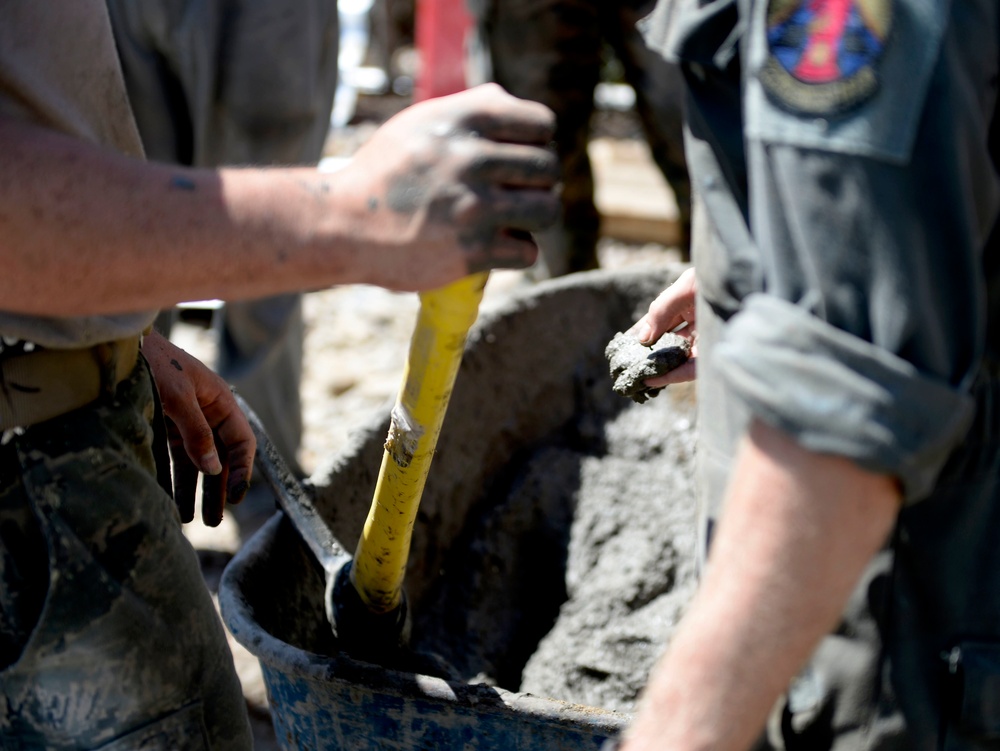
[760, 0, 892, 117]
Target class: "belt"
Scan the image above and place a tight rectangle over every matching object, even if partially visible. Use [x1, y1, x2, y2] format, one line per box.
[0, 335, 142, 431]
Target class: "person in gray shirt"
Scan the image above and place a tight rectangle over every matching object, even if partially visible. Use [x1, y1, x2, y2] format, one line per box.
[613, 0, 1000, 749]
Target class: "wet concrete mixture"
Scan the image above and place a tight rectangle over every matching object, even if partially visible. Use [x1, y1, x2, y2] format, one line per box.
[415, 366, 699, 713]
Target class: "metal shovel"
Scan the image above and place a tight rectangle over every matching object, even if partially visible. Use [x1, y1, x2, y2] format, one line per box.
[237, 271, 488, 663]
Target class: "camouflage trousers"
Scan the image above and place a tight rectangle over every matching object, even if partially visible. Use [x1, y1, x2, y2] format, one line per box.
[0, 359, 251, 750]
[475, 0, 691, 276]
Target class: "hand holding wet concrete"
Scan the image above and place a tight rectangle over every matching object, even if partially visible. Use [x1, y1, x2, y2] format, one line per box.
[605, 330, 691, 403]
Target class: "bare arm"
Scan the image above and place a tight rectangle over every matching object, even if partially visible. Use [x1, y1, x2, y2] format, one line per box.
[0, 83, 559, 316]
[619, 420, 901, 751]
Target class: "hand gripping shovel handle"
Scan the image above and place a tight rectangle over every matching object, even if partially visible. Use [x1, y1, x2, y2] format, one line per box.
[348, 271, 488, 617]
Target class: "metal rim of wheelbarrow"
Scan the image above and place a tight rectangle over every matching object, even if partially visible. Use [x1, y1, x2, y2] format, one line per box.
[218, 512, 631, 740]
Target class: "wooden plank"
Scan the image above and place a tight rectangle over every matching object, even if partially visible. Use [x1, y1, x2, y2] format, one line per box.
[589, 137, 681, 246]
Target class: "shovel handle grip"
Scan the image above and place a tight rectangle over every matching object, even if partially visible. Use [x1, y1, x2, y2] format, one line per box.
[350, 271, 488, 613]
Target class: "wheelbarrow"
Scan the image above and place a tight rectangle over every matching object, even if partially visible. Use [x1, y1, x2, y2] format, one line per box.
[218, 263, 697, 750]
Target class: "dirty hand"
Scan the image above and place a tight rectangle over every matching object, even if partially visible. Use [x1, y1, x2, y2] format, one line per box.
[629, 267, 698, 385]
[142, 330, 256, 527]
[340, 83, 561, 290]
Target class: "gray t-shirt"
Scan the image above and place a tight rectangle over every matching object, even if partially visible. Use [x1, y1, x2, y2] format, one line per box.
[0, 2, 157, 348]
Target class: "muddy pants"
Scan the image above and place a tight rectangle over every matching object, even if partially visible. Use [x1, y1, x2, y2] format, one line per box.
[106, 0, 341, 473]
[474, 0, 691, 277]
[0, 361, 251, 750]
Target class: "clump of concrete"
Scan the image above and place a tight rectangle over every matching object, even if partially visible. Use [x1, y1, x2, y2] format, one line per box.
[605, 331, 691, 403]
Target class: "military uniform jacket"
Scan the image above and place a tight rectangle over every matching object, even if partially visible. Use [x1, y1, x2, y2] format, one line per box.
[643, 0, 1000, 748]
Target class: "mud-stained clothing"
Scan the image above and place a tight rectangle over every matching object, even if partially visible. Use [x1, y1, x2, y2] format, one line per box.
[104, 0, 340, 471]
[644, 0, 1000, 747]
[0, 361, 251, 750]
[472, 0, 691, 277]
[0, 3, 252, 748]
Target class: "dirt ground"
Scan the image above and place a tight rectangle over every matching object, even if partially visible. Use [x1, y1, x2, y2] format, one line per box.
[176, 97, 696, 749]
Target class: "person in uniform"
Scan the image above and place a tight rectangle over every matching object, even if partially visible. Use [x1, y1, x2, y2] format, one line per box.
[615, 0, 1000, 748]
[0, 3, 559, 747]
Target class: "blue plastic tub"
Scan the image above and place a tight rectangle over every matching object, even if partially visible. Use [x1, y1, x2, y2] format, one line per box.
[218, 266, 687, 750]
[221, 512, 629, 750]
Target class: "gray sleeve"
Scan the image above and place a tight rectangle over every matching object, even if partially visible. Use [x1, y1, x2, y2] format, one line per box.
[715, 295, 974, 501]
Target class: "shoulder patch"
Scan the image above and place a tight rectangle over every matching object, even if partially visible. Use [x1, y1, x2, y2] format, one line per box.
[760, 0, 893, 117]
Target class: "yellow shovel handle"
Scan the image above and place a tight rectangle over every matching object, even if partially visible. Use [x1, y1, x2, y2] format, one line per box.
[351, 271, 489, 613]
